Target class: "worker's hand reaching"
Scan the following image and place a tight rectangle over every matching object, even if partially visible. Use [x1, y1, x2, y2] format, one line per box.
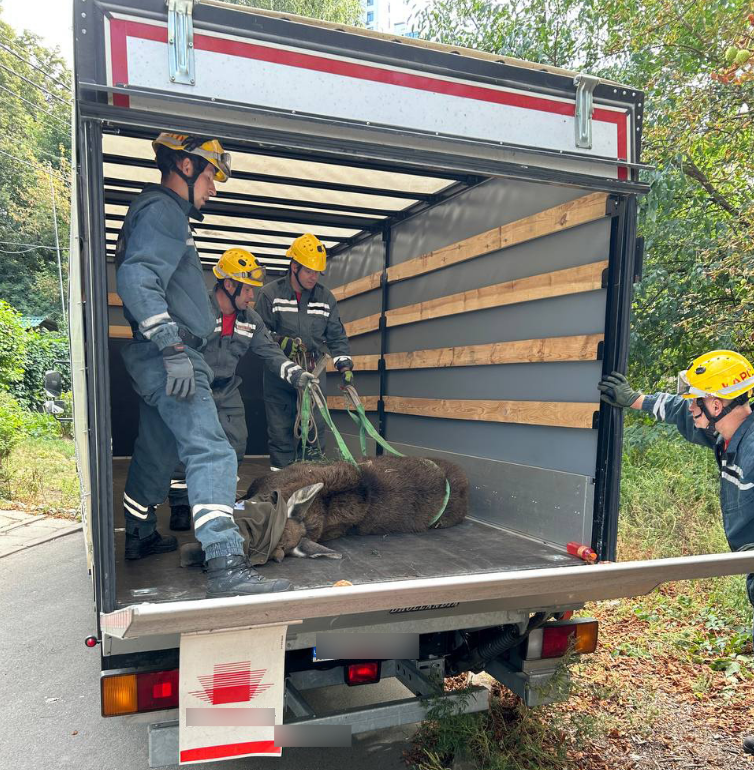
[597, 371, 642, 409]
[162, 345, 196, 399]
[293, 371, 316, 391]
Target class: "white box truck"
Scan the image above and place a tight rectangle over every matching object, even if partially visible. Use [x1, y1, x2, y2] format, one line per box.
[68, 0, 754, 764]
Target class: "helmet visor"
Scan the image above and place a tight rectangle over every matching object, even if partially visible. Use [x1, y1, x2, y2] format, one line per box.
[677, 370, 692, 398]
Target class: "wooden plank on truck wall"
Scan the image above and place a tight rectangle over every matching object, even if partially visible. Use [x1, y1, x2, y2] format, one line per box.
[384, 260, 608, 330]
[344, 312, 381, 337]
[109, 325, 132, 339]
[386, 192, 610, 284]
[327, 355, 381, 371]
[382, 334, 603, 370]
[327, 395, 379, 411]
[383, 396, 597, 429]
[330, 272, 382, 302]
[108, 292, 123, 306]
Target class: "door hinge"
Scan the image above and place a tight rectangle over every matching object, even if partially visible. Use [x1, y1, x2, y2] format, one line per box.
[167, 0, 200, 86]
[633, 236, 645, 283]
[573, 74, 601, 149]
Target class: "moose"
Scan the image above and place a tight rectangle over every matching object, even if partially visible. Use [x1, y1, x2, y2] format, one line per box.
[180, 455, 469, 568]
[244, 455, 469, 562]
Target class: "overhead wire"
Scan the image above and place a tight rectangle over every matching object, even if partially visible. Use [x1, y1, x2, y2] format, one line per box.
[0, 148, 69, 183]
[0, 37, 71, 92]
[0, 83, 68, 129]
[0, 61, 71, 105]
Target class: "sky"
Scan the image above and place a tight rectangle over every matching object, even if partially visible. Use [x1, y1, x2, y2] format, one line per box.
[1, 0, 73, 62]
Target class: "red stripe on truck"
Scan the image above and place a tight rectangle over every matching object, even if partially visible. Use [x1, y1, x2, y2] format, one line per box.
[108, 18, 629, 178]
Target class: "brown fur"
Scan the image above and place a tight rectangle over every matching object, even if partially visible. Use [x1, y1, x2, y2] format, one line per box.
[243, 456, 468, 561]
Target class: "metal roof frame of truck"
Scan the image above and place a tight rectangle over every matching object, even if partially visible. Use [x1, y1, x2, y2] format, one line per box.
[70, 0, 754, 649]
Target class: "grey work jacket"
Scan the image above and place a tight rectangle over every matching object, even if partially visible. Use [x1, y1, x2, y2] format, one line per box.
[643, 393, 754, 552]
[115, 184, 213, 352]
[202, 289, 304, 388]
[256, 275, 352, 368]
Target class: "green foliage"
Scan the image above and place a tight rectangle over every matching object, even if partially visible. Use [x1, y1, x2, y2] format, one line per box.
[619, 417, 727, 559]
[0, 299, 27, 389]
[0, 391, 24, 460]
[0, 15, 71, 323]
[414, 1, 754, 389]
[13, 329, 70, 410]
[223, 0, 364, 26]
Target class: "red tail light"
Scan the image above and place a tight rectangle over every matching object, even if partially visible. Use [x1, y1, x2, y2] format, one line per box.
[345, 662, 380, 686]
[523, 619, 599, 660]
[102, 669, 179, 717]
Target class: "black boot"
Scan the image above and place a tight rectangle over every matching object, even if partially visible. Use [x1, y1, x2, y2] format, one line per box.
[743, 735, 754, 755]
[125, 530, 178, 560]
[169, 504, 192, 531]
[205, 555, 292, 597]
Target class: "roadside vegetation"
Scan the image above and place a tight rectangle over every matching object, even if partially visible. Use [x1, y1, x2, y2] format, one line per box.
[407, 415, 754, 769]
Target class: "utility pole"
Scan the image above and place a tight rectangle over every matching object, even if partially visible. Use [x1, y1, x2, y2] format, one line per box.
[48, 166, 66, 326]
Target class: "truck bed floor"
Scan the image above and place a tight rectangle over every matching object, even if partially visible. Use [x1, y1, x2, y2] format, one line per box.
[112, 458, 581, 606]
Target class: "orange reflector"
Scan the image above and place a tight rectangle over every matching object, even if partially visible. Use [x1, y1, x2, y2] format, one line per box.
[102, 674, 138, 717]
[573, 621, 599, 655]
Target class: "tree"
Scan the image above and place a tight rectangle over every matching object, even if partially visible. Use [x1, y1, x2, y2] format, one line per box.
[0, 14, 71, 322]
[0, 300, 27, 390]
[414, 0, 754, 389]
[225, 0, 364, 26]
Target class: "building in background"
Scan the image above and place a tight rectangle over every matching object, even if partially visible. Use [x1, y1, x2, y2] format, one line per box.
[362, 0, 422, 36]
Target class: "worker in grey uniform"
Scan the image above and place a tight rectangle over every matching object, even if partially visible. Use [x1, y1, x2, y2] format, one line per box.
[598, 349, 754, 755]
[168, 247, 312, 529]
[116, 132, 310, 597]
[256, 233, 353, 470]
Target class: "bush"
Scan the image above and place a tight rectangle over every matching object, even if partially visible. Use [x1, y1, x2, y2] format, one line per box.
[0, 300, 28, 390]
[14, 329, 70, 410]
[0, 392, 25, 493]
[20, 410, 63, 440]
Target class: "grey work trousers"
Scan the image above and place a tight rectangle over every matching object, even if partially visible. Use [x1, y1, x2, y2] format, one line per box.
[121, 342, 244, 561]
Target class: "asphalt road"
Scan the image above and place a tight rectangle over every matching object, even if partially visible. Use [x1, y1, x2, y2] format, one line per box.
[0, 534, 417, 770]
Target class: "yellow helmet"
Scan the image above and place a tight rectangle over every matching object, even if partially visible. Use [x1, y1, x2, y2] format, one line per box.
[213, 248, 265, 286]
[152, 133, 231, 182]
[287, 233, 326, 272]
[677, 350, 754, 400]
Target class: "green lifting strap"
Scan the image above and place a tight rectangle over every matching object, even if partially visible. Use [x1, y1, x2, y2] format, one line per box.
[301, 382, 358, 466]
[346, 402, 450, 527]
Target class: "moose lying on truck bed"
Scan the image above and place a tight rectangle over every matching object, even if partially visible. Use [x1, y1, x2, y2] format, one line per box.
[181, 456, 468, 567]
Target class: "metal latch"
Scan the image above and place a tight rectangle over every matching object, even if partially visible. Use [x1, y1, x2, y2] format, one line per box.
[166, 0, 200, 85]
[573, 73, 601, 149]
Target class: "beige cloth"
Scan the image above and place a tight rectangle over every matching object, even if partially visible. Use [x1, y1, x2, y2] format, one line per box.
[180, 491, 289, 568]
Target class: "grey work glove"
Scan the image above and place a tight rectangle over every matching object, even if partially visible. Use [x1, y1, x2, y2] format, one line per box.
[293, 371, 316, 391]
[162, 344, 196, 399]
[598, 371, 641, 408]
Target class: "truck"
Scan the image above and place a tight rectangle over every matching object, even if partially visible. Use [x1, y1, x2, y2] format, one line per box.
[68, 0, 754, 765]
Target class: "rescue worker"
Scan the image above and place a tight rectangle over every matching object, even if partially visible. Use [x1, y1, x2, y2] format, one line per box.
[598, 351, 754, 754]
[168, 248, 313, 529]
[256, 233, 353, 470]
[116, 132, 311, 598]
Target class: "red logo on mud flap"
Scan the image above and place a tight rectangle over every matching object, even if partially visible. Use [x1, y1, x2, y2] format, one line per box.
[189, 662, 274, 705]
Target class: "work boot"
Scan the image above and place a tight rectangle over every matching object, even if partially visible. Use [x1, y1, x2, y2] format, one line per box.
[169, 504, 192, 531]
[743, 735, 754, 755]
[205, 555, 292, 598]
[125, 530, 178, 560]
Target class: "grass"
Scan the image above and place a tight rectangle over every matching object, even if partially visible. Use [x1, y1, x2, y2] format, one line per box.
[406, 418, 754, 769]
[0, 436, 80, 516]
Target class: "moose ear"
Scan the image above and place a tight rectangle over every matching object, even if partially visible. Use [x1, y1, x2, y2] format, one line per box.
[292, 537, 342, 559]
[286, 482, 324, 521]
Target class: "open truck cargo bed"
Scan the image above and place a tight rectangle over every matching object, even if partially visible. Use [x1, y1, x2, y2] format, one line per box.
[113, 459, 583, 606]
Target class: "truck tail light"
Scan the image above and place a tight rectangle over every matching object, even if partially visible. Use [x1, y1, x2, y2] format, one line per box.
[345, 662, 380, 686]
[102, 669, 179, 717]
[523, 620, 598, 660]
